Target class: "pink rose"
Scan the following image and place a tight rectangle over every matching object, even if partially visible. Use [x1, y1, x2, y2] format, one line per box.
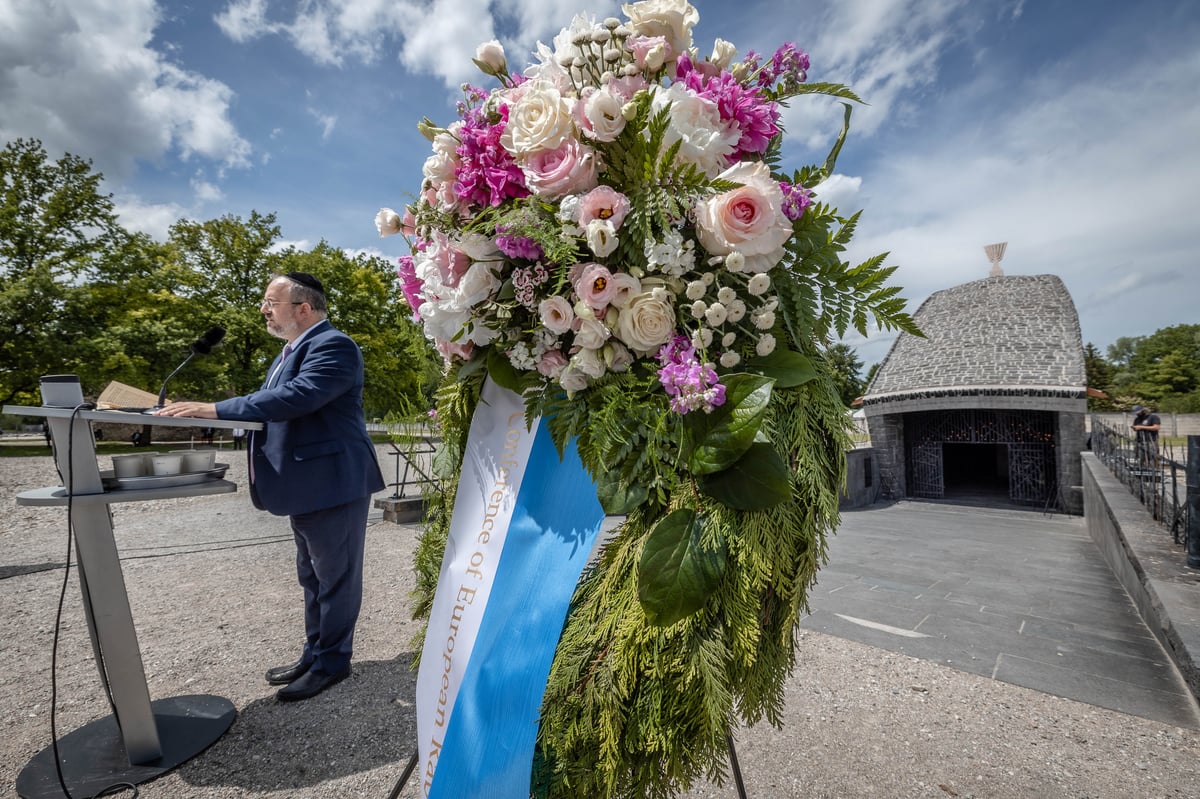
[522, 138, 600, 199]
[577, 185, 630, 229]
[537, 349, 569, 378]
[573, 262, 618, 310]
[694, 161, 792, 273]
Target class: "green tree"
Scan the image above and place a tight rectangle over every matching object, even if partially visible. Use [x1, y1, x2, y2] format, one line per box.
[1105, 325, 1200, 412]
[166, 211, 285, 397]
[825, 342, 865, 407]
[1083, 342, 1116, 411]
[0, 138, 124, 404]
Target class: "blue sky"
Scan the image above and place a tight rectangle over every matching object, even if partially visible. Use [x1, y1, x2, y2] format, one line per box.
[2, 0, 1197, 368]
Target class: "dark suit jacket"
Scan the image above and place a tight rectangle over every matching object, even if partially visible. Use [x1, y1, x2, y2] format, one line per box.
[214, 320, 385, 516]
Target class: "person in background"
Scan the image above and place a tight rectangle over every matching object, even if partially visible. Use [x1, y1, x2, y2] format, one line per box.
[155, 271, 385, 702]
[232, 427, 246, 450]
[1131, 404, 1161, 467]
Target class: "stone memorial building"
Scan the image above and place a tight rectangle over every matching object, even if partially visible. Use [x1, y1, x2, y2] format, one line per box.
[860, 272, 1088, 514]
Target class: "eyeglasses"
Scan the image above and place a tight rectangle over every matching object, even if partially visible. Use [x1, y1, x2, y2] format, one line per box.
[260, 299, 303, 309]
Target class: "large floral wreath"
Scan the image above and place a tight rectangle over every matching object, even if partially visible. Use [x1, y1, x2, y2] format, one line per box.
[377, 1, 918, 796]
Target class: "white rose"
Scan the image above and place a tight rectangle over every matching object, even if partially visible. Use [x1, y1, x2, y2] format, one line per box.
[694, 161, 792, 273]
[559, 366, 590, 396]
[475, 39, 507, 74]
[709, 38, 736, 70]
[575, 316, 611, 350]
[615, 288, 676, 355]
[604, 340, 635, 372]
[456, 261, 502, 307]
[571, 347, 608, 379]
[621, 0, 699, 58]
[375, 208, 403, 237]
[649, 83, 738, 177]
[501, 81, 575, 156]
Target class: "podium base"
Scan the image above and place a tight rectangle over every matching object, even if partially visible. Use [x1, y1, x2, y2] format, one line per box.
[16, 695, 236, 799]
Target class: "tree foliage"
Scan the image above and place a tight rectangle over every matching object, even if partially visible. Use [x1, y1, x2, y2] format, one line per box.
[0, 137, 438, 416]
[1091, 324, 1200, 412]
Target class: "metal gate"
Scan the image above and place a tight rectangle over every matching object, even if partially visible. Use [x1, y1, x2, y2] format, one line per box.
[1008, 442, 1053, 504]
[904, 409, 1056, 503]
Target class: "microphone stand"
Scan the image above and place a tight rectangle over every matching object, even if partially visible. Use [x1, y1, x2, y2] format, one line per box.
[156, 353, 197, 408]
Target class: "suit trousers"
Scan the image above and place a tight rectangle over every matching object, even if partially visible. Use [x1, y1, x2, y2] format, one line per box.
[289, 495, 371, 676]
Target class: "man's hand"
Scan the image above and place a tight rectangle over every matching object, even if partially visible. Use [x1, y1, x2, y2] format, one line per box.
[155, 401, 218, 419]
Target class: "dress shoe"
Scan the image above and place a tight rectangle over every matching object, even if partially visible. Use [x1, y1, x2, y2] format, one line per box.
[265, 656, 313, 686]
[276, 668, 351, 702]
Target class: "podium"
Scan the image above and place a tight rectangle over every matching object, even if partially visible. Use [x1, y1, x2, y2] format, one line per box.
[2, 405, 263, 799]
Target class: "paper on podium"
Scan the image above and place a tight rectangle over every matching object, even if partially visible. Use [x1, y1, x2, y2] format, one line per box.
[97, 381, 160, 410]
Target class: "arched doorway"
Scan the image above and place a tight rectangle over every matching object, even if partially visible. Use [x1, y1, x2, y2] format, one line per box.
[904, 409, 1056, 506]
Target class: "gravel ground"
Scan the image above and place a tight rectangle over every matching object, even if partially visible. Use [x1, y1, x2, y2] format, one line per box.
[2, 450, 1200, 798]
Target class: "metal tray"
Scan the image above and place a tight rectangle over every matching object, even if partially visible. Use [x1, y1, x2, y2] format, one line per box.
[102, 464, 230, 491]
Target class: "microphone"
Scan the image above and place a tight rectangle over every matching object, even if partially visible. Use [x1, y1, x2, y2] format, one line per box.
[156, 326, 226, 407]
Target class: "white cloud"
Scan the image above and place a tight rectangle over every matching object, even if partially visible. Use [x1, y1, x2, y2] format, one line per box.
[210, 0, 619, 89]
[113, 193, 189, 241]
[308, 109, 338, 141]
[190, 171, 224, 203]
[0, 0, 252, 180]
[838, 29, 1200, 363]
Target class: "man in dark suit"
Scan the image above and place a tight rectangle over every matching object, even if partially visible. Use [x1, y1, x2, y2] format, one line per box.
[156, 271, 385, 701]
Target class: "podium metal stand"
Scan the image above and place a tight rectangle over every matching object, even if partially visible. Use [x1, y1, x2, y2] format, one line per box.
[3, 405, 262, 799]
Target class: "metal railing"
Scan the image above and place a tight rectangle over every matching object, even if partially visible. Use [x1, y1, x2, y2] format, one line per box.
[1089, 417, 1192, 546]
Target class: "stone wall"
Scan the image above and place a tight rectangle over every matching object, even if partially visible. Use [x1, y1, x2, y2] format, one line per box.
[1082, 453, 1200, 700]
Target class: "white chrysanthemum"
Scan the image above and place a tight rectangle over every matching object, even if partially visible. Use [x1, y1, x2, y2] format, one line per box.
[690, 300, 706, 319]
[719, 351, 740, 368]
[704, 302, 728, 326]
[716, 286, 736, 304]
[756, 333, 776, 356]
[721, 332, 737, 347]
[725, 251, 745, 273]
[685, 280, 707, 300]
[747, 273, 771, 296]
[726, 299, 746, 323]
[752, 308, 775, 330]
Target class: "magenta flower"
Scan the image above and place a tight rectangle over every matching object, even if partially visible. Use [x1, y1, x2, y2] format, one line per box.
[454, 103, 529, 209]
[679, 65, 781, 162]
[780, 181, 812, 221]
[656, 335, 727, 414]
[396, 255, 425, 319]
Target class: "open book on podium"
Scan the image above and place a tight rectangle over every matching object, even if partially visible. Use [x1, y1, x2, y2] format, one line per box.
[96, 381, 161, 412]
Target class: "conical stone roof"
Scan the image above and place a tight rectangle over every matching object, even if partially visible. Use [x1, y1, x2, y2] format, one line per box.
[864, 274, 1086, 403]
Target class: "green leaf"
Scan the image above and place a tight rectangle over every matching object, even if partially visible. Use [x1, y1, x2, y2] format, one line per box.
[596, 469, 649, 515]
[700, 440, 792, 510]
[745, 349, 818, 388]
[685, 373, 774, 475]
[637, 508, 727, 627]
[485, 346, 521, 392]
